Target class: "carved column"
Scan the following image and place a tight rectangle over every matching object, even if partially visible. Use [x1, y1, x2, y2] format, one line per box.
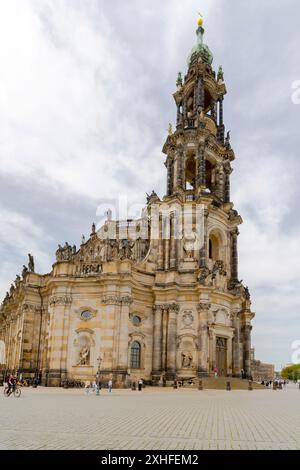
[170, 212, 177, 269]
[217, 98, 225, 144]
[157, 214, 164, 271]
[208, 328, 215, 373]
[211, 99, 217, 123]
[176, 147, 185, 190]
[231, 229, 239, 281]
[196, 143, 206, 189]
[166, 304, 178, 380]
[164, 217, 170, 271]
[152, 305, 163, 374]
[197, 76, 204, 112]
[216, 164, 225, 201]
[197, 303, 211, 377]
[176, 104, 181, 127]
[224, 161, 232, 203]
[166, 157, 173, 196]
[161, 307, 168, 372]
[232, 312, 241, 377]
[199, 208, 208, 268]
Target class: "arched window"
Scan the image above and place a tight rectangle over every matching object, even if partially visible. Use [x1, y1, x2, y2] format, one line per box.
[185, 156, 196, 190]
[130, 341, 141, 369]
[209, 234, 220, 261]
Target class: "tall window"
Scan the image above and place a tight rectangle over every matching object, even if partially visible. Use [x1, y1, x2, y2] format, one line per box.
[130, 341, 141, 369]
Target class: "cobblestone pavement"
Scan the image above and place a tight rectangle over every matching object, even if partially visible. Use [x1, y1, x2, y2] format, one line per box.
[0, 384, 300, 450]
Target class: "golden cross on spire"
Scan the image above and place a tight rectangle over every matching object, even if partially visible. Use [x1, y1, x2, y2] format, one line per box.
[197, 12, 204, 26]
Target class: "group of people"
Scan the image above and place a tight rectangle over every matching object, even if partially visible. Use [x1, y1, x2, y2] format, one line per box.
[261, 379, 288, 388]
[84, 379, 113, 395]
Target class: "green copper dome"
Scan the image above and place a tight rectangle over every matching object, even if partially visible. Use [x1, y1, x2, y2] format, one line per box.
[187, 26, 213, 66]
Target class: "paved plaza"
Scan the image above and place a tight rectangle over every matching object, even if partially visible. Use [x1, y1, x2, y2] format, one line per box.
[0, 384, 300, 450]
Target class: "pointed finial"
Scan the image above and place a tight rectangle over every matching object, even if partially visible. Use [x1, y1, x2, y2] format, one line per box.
[176, 72, 183, 88]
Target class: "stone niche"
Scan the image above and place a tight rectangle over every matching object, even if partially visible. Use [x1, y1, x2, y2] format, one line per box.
[176, 334, 198, 378]
[72, 328, 95, 372]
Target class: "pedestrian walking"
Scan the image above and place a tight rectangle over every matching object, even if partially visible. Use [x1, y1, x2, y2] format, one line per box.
[138, 378, 143, 391]
[84, 380, 90, 396]
[108, 379, 113, 393]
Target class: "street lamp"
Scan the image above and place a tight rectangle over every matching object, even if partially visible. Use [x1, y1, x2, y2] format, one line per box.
[96, 355, 102, 396]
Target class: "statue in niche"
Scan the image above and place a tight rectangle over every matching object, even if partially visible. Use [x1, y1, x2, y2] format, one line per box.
[181, 351, 193, 368]
[183, 232, 196, 259]
[119, 239, 133, 260]
[110, 240, 119, 259]
[77, 346, 90, 366]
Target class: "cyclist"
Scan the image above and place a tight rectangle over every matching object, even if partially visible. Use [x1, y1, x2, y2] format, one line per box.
[7, 373, 17, 394]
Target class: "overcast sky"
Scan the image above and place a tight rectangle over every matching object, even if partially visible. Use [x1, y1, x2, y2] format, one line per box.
[0, 0, 299, 369]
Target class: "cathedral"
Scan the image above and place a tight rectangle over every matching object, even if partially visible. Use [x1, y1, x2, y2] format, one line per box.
[0, 17, 254, 387]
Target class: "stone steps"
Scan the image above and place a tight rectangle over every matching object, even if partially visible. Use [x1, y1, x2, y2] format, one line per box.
[198, 377, 266, 390]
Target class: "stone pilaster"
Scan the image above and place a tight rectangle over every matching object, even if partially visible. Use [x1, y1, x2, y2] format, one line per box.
[197, 303, 211, 376]
[152, 305, 163, 374]
[157, 215, 164, 271]
[232, 312, 241, 377]
[47, 295, 72, 386]
[117, 296, 133, 372]
[166, 303, 179, 380]
[231, 229, 239, 281]
[170, 212, 177, 269]
[243, 324, 252, 377]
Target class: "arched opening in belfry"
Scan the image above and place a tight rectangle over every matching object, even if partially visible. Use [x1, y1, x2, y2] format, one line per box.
[205, 160, 214, 192]
[185, 156, 196, 190]
[204, 88, 213, 114]
[186, 92, 194, 117]
[209, 234, 220, 261]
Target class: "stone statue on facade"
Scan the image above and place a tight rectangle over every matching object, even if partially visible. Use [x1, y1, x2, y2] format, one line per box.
[225, 131, 231, 149]
[181, 352, 193, 368]
[183, 230, 198, 259]
[56, 243, 73, 262]
[198, 266, 211, 286]
[119, 239, 133, 260]
[77, 346, 90, 366]
[22, 265, 28, 278]
[146, 190, 159, 204]
[28, 254, 35, 272]
[15, 275, 21, 289]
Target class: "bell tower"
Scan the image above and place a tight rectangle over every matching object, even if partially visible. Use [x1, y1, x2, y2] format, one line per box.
[163, 16, 232, 204]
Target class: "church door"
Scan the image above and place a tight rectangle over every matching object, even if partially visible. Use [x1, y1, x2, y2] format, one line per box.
[216, 337, 227, 376]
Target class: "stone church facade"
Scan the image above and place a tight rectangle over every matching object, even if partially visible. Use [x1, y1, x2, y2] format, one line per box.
[0, 19, 254, 387]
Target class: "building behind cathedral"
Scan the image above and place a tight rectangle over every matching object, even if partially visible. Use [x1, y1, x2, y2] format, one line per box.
[0, 18, 256, 387]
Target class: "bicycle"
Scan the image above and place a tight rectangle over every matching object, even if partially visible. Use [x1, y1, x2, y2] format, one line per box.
[3, 385, 21, 398]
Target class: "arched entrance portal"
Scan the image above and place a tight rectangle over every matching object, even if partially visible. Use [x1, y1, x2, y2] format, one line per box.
[216, 337, 227, 376]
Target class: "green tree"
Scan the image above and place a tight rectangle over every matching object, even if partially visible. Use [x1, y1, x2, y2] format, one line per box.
[281, 364, 300, 380]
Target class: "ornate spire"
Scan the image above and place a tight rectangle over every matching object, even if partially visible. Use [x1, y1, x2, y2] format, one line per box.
[187, 15, 213, 66]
